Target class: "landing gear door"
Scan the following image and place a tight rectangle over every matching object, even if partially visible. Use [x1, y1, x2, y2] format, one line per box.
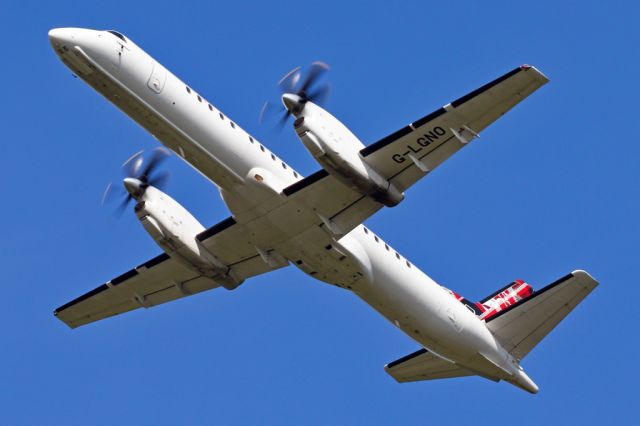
[147, 62, 167, 94]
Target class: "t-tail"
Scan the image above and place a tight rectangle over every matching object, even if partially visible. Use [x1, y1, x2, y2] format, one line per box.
[385, 270, 598, 392]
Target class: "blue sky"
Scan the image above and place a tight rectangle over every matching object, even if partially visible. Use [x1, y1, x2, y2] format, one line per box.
[1, 1, 637, 424]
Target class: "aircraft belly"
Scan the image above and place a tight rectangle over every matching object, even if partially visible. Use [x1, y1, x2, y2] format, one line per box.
[332, 232, 502, 365]
[273, 226, 512, 379]
[280, 228, 366, 290]
[277, 228, 484, 357]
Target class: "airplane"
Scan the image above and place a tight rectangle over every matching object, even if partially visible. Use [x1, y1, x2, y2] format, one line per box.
[48, 27, 598, 394]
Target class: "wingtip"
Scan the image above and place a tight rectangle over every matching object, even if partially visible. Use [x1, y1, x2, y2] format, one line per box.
[520, 64, 550, 84]
[571, 269, 599, 287]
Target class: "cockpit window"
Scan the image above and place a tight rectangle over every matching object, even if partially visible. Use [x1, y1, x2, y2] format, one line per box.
[107, 30, 126, 42]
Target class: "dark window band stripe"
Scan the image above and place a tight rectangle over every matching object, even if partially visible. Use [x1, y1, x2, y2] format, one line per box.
[196, 216, 237, 242]
[282, 169, 329, 196]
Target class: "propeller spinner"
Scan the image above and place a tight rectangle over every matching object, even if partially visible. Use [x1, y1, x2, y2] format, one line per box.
[259, 61, 331, 128]
[102, 147, 171, 215]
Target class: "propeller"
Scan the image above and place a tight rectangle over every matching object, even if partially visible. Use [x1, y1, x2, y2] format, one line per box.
[101, 147, 171, 215]
[259, 61, 331, 129]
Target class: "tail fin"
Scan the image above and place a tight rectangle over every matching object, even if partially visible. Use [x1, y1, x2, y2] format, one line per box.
[477, 279, 534, 320]
[485, 270, 598, 360]
[446, 279, 534, 320]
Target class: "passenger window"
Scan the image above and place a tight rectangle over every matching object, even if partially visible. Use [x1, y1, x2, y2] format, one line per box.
[219, 113, 224, 120]
[260, 145, 265, 152]
[282, 162, 287, 169]
[406, 260, 411, 268]
[395, 253, 401, 260]
[186, 86, 191, 93]
[197, 95, 202, 102]
[230, 122, 235, 129]
[363, 227, 369, 234]
[249, 136, 254, 143]
[293, 171, 298, 178]
[271, 154, 276, 161]
[384, 244, 389, 251]
[374, 236, 379, 243]
[208, 104, 213, 111]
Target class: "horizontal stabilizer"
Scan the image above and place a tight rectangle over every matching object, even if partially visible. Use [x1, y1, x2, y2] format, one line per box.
[486, 270, 598, 360]
[385, 348, 473, 383]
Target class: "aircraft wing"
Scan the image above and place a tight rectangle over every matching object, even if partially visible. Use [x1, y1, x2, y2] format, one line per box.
[281, 169, 381, 238]
[485, 270, 599, 360]
[360, 65, 549, 192]
[280, 66, 549, 236]
[385, 348, 473, 382]
[55, 217, 287, 328]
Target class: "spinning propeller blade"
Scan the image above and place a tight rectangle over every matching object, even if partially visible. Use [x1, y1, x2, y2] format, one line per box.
[259, 61, 331, 129]
[102, 148, 171, 216]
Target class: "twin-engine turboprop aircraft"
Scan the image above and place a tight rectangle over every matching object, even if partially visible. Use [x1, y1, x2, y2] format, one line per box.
[49, 27, 598, 393]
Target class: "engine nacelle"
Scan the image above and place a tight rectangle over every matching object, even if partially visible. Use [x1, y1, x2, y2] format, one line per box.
[135, 186, 242, 289]
[294, 102, 404, 207]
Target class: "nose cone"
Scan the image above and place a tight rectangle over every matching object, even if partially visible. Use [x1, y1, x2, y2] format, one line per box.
[48, 27, 100, 52]
[48, 28, 75, 48]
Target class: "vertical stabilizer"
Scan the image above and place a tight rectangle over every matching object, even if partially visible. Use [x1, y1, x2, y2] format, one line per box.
[485, 270, 598, 360]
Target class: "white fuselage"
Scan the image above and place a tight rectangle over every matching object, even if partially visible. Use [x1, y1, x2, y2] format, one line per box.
[48, 28, 536, 392]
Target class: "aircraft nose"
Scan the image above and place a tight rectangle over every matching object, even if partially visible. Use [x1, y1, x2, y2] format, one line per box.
[48, 27, 74, 48]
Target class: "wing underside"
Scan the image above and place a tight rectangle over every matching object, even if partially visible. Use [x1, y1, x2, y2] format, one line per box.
[55, 217, 287, 328]
[279, 65, 549, 240]
[54, 254, 216, 328]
